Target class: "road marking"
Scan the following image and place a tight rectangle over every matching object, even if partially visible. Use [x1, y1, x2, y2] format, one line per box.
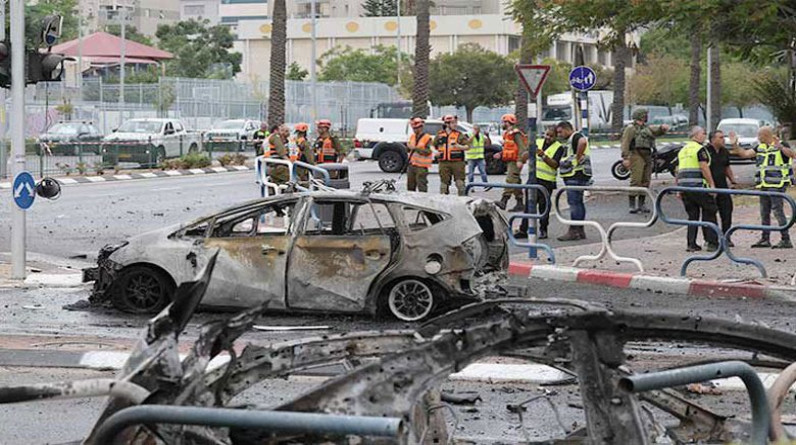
[59, 178, 78, 184]
[152, 186, 181, 192]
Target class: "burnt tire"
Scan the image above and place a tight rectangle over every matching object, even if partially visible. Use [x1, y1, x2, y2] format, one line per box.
[383, 278, 437, 322]
[611, 160, 631, 181]
[378, 149, 404, 173]
[112, 266, 174, 314]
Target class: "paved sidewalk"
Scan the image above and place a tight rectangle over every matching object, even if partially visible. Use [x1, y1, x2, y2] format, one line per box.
[0, 252, 88, 289]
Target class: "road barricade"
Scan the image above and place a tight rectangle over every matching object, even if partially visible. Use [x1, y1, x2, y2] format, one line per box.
[656, 186, 796, 277]
[255, 158, 333, 197]
[554, 186, 657, 271]
[465, 182, 555, 263]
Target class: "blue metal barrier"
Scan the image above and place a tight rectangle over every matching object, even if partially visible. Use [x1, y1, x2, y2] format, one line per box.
[292, 161, 332, 191]
[656, 186, 796, 277]
[465, 182, 555, 263]
[255, 157, 332, 197]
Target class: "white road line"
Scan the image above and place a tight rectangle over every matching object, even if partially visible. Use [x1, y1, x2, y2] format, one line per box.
[152, 186, 181, 192]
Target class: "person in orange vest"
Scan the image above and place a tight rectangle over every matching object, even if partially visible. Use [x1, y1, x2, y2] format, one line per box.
[406, 117, 433, 192]
[314, 119, 343, 163]
[493, 114, 527, 211]
[265, 124, 290, 185]
[294, 123, 314, 182]
[433, 114, 470, 195]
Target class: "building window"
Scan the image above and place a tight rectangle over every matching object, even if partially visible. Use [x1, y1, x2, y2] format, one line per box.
[508, 36, 520, 54]
[184, 5, 205, 16]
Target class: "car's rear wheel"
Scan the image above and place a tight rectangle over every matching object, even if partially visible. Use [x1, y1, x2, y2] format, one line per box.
[112, 266, 173, 314]
[378, 149, 404, 173]
[386, 278, 436, 321]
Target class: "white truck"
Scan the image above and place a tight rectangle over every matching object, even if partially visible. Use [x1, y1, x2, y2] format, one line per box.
[540, 90, 614, 131]
[103, 118, 201, 166]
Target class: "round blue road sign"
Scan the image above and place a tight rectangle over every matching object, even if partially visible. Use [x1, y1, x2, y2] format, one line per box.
[569, 66, 597, 92]
[13, 171, 36, 210]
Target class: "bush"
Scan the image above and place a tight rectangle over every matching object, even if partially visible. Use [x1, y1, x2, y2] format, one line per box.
[76, 162, 87, 175]
[217, 154, 233, 167]
[161, 153, 212, 170]
[218, 153, 248, 167]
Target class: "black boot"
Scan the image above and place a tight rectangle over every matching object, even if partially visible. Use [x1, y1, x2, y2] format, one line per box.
[509, 196, 525, 212]
[628, 196, 638, 214]
[638, 195, 651, 214]
[496, 195, 510, 210]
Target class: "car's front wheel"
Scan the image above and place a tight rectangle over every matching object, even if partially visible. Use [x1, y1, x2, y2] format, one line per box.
[378, 149, 404, 173]
[385, 278, 436, 321]
[112, 266, 173, 314]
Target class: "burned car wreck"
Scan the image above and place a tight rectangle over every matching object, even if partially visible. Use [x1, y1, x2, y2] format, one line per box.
[6, 259, 796, 444]
[83, 188, 509, 321]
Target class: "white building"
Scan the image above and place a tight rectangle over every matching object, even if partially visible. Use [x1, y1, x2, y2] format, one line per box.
[79, 0, 181, 37]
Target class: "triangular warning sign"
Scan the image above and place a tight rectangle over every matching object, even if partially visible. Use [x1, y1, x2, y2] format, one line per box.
[515, 64, 552, 98]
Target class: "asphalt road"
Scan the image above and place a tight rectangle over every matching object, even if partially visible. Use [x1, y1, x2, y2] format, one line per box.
[2, 147, 759, 260]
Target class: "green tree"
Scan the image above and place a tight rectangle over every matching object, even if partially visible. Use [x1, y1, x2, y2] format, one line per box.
[268, 0, 287, 127]
[626, 53, 689, 108]
[105, 24, 154, 47]
[23, 0, 79, 47]
[318, 45, 408, 85]
[755, 71, 796, 133]
[722, 62, 766, 116]
[362, 0, 397, 17]
[155, 19, 242, 79]
[286, 62, 309, 81]
[428, 44, 515, 122]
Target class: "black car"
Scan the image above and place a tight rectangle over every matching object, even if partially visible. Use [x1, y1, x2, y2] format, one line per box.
[38, 122, 103, 155]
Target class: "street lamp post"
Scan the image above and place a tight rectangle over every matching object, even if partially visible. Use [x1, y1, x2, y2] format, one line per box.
[10, 0, 25, 278]
[396, 0, 401, 89]
[310, 0, 317, 125]
[118, 6, 127, 124]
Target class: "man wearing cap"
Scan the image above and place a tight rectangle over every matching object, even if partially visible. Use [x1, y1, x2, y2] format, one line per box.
[406, 117, 433, 192]
[621, 108, 670, 213]
[294, 123, 313, 182]
[433, 115, 470, 195]
[315, 119, 344, 163]
[493, 114, 527, 211]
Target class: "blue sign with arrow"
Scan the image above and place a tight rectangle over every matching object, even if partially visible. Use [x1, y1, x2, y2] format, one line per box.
[569, 66, 597, 92]
[13, 171, 36, 210]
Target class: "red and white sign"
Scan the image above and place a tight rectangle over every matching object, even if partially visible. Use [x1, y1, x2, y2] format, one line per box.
[515, 64, 551, 98]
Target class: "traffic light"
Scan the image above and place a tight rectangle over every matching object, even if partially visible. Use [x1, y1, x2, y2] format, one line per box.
[0, 42, 9, 89]
[26, 51, 73, 84]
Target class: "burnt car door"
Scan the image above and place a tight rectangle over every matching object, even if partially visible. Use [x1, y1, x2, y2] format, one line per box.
[287, 197, 395, 312]
[201, 198, 299, 309]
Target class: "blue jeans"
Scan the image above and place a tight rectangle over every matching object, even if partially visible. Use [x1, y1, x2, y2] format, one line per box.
[564, 177, 590, 221]
[467, 159, 488, 183]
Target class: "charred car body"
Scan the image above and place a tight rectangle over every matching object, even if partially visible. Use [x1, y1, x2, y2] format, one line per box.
[83, 190, 509, 321]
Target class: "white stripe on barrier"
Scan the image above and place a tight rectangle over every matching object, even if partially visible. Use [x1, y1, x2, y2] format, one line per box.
[233, 166, 249, 171]
[630, 275, 691, 295]
[529, 265, 580, 282]
[84, 176, 105, 182]
[164, 170, 182, 176]
[212, 167, 227, 173]
[189, 169, 206, 174]
[113, 174, 132, 180]
[139, 173, 157, 178]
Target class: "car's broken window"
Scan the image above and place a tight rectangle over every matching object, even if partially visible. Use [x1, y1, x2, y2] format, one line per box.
[257, 201, 296, 235]
[210, 201, 296, 238]
[348, 203, 394, 235]
[401, 206, 446, 231]
[182, 221, 210, 238]
[304, 201, 352, 235]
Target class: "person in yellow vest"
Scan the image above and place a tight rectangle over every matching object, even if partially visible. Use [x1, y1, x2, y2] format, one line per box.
[253, 122, 269, 156]
[433, 114, 470, 195]
[556, 121, 592, 241]
[467, 124, 489, 183]
[730, 126, 795, 248]
[676, 126, 719, 252]
[265, 124, 290, 185]
[314, 119, 344, 163]
[493, 114, 527, 211]
[406, 117, 433, 192]
[293, 123, 314, 182]
[515, 127, 564, 240]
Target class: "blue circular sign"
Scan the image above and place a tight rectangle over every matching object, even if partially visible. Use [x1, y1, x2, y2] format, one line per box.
[569, 66, 597, 92]
[13, 171, 36, 210]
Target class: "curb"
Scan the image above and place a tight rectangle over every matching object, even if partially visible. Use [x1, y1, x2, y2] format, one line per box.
[508, 261, 796, 301]
[0, 165, 253, 189]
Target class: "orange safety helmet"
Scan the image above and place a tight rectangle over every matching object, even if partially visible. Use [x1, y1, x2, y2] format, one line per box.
[294, 122, 309, 133]
[501, 113, 517, 125]
[442, 115, 456, 123]
[410, 117, 425, 128]
[316, 119, 332, 129]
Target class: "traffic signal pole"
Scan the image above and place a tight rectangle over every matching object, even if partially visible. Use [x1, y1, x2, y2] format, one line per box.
[10, 0, 24, 279]
[0, 0, 7, 180]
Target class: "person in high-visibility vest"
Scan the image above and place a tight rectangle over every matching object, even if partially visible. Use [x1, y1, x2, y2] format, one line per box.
[515, 127, 564, 240]
[265, 124, 290, 185]
[314, 119, 343, 163]
[406, 117, 433, 192]
[730, 126, 795, 249]
[433, 115, 470, 195]
[493, 114, 527, 211]
[676, 126, 719, 252]
[466, 124, 489, 183]
[294, 123, 314, 182]
[253, 122, 269, 156]
[556, 121, 592, 241]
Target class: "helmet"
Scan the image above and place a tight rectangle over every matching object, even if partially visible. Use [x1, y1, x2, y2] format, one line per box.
[294, 123, 309, 132]
[632, 108, 649, 121]
[442, 115, 455, 123]
[501, 114, 517, 125]
[410, 117, 425, 128]
[35, 177, 61, 200]
[316, 119, 332, 129]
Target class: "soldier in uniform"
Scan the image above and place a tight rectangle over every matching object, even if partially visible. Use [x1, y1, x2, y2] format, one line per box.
[406, 117, 433, 192]
[315, 119, 344, 163]
[433, 115, 470, 195]
[294, 123, 314, 182]
[265, 124, 291, 186]
[621, 108, 670, 213]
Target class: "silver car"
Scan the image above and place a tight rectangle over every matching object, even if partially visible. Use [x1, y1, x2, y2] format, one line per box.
[83, 190, 509, 321]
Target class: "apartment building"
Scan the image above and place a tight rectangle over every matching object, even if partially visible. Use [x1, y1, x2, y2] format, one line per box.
[80, 0, 181, 36]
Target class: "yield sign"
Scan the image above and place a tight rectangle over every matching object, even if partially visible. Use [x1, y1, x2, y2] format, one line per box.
[515, 64, 551, 98]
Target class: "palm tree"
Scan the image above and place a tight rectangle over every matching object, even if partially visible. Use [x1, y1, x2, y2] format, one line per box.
[412, 0, 430, 118]
[268, 0, 287, 128]
[610, 33, 628, 132]
[514, 33, 532, 132]
[688, 30, 702, 127]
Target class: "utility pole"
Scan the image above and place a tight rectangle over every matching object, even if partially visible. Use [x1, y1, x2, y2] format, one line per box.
[118, 6, 126, 125]
[396, 0, 401, 89]
[10, 0, 25, 278]
[310, 0, 317, 124]
[706, 46, 712, 132]
[0, 0, 7, 180]
[77, 13, 83, 93]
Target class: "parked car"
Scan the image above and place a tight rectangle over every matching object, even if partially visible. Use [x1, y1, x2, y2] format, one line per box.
[204, 119, 260, 152]
[83, 190, 509, 321]
[717, 118, 765, 163]
[352, 118, 505, 174]
[102, 118, 201, 166]
[37, 121, 103, 155]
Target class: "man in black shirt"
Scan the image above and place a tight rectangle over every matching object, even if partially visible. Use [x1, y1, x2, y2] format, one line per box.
[707, 130, 739, 246]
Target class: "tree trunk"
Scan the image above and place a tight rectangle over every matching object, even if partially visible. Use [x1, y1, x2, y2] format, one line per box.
[688, 30, 702, 127]
[611, 37, 628, 132]
[708, 34, 721, 131]
[466, 106, 474, 124]
[514, 32, 533, 133]
[267, 0, 287, 128]
[412, 0, 430, 118]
